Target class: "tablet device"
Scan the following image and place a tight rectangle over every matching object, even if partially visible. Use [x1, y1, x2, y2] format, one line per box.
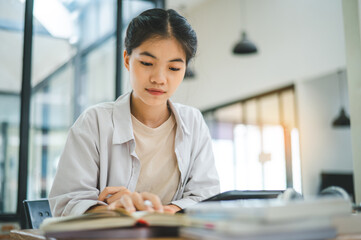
[201, 190, 284, 202]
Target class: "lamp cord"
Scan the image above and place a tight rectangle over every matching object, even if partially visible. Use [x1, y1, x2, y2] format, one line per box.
[338, 70, 345, 108]
[242, 0, 247, 31]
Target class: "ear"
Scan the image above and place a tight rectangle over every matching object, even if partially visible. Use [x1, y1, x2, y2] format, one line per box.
[123, 50, 130, 71]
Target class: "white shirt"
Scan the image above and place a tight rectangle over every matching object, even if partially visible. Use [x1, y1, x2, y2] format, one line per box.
[132, 113, 180, 205]
[49, 92, 220, 216]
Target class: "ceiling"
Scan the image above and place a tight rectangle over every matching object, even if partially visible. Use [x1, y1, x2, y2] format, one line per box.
[165, 0, 209, 12]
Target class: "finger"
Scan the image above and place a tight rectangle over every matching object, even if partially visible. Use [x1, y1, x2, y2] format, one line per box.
[141, 192, 163, 212]
[163, 205, 176, 214]
[105, 189, 131, 204]
[98, 186, 128, 201]
[130, 192, 148, 211]
[99, 186, 129, 201]
[120, 195, 136, 213]
[98, 186, 125, 201]
[107, 199, 123, 210]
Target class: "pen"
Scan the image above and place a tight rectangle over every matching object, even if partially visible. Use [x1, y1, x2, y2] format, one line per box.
[144, 200, 153, 208]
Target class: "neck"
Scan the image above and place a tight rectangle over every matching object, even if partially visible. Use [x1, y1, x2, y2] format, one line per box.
[130, 94, 171, 128]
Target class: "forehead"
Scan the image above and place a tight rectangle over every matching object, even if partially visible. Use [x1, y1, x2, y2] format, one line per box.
[134, 37, 186, 60]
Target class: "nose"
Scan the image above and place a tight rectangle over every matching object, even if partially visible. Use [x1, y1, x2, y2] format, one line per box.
[150, 67, 166, 85]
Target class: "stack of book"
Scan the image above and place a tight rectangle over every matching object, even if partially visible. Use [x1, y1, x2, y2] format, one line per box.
[180, 197, 353, 240]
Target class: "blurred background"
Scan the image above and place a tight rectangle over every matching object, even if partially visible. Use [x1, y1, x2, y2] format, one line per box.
[0, 0, 360, 229]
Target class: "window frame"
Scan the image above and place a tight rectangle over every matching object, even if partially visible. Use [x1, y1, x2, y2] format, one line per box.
[202, 85, 298, 191]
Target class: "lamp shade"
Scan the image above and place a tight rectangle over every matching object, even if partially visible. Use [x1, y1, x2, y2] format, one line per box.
[332, 108, 350, 127]
[184, 67, 195, 79]
[233, 31, 258, 54]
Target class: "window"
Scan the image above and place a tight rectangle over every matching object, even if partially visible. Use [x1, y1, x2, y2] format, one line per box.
[28, 0, 118, 200]
[0, 0, 164, 225]
[203, 86, 302, 193]
[28, 0, 162, 199]
[0, 0, 25, 215]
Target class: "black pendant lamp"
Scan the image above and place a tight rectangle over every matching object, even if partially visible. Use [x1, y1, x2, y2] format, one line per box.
[232, 0, 258, 55]
[185, 67, 195, 79]
[233, 31, 258, 54]
[332, 70, 350, 127]
[184, 59, 196, 79]
[332, 108, 350, 127]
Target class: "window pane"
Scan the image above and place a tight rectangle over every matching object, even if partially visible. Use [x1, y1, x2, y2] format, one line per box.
[235, 124, 263, 190]
[213, 139, 235, 192]
[214, 103, 242, 124]
[28, 65, 74, 199]
[234, 124, 286, 190]
[282, 90, 296, 128]
[260, 94, 280, 125]
[204, 88, 299, 192]
[291, 129, 302, 193]
[29, 0, 117, 199]
[28, 0, 158, 200]
[85, 37, 116, 105]
[121, 0, 157, 93]
[0, 0, 25, 214]
[262, 125, 286, 190]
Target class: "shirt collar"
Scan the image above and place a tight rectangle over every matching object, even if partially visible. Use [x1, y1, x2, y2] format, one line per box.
[112, 92, 134, 144]
[167, 99, 191, 136]
[112, 92, 190, 145]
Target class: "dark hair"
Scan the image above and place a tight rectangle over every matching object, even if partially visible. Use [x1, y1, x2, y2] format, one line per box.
[124, 8, 197, 65]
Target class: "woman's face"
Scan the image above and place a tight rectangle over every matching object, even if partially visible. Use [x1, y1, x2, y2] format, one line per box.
[124, 37, 186, 108]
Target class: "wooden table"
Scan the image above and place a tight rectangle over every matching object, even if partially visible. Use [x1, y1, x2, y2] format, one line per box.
[9, 229, 361, 240]
[10, 229, 184, 240]
[9, 230, 45, 240]
[333, 235, 361, 240]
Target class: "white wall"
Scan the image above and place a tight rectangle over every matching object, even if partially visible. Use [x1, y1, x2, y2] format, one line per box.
[296, 71, 353, 196]
[170, 0, 352, 197]
[172, 0, 346, 110]
[342, 0, 361, 204]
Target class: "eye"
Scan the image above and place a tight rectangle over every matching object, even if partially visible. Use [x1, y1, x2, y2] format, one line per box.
[169, 67, 180, 71]
[140, 61, 152, 66]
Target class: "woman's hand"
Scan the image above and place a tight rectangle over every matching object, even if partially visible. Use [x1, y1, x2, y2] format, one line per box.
[98, 186, 131, 204]
[107, 191, 164, 213]
[163, 204, 181, 214]
[97, 186, 164, 213]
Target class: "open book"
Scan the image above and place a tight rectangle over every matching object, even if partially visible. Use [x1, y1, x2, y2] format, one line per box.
[40, 208, 187, 233]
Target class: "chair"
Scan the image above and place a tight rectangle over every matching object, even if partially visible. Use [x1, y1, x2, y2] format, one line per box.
[319, 172, 354, 202]
[23, 199, 52, 229]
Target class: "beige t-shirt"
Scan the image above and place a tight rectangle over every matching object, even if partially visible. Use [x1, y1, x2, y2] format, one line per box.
[132, 113, 180, 205]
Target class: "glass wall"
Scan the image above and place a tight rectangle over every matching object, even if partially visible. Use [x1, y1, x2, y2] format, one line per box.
[27, 0, 160, 201]
[204, 87, 302, 193]
[0, 0, 25, 214]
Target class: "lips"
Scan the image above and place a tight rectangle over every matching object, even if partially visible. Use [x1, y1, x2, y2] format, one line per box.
[146, 88, 166, 96]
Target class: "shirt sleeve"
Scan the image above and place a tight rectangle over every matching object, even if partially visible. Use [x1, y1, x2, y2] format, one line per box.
[48, 110, 106, 216]
[171, 110, 220, 209]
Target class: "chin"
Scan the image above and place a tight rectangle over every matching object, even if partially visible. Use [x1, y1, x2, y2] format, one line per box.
[143, 95, 168, 107]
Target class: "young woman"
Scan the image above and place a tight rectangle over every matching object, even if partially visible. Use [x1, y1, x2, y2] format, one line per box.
[49, 8, 220, 216]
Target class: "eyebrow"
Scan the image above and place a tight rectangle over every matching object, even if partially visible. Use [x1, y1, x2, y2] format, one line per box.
[139, 51, 184, 63]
